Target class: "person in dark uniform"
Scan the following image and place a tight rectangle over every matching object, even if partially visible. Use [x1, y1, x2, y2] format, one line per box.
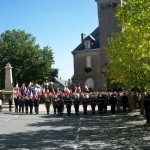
[116, 92, 121, 113]
[109, 93, 117, 114]
[97, 93, 101, 114]
[82, 94, 89, 115]
[97, 93, 105, 114]
[121, 92, 128, 112]
[21, 96, 25, 113]
[34, 96, 40, 114]
[44, 95, 51, 114]
[56, 95, 64, 116]
[144, 93, 150, 124]
[56, 96, 61, 116]
[132, 92, 138, 109]
[24, 95, 29, 114]
[52, 95, 57, 114]
[73, 94, 80, 116]
[90, 94, 97, 115]
[14, 96, 19, 112]
[65, 95, 72, 116]
[9, 96, 13, 111]
[104, 93, 109, 113]
[18, 95, 22, 113]
[60, 94, 64, 114]
[29, 96, 34, 114]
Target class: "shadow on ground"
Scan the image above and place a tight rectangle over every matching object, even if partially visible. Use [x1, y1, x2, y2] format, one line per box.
[0, 110, 150, 149]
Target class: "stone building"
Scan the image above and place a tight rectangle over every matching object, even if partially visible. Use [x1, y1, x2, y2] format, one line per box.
[72, 0, 121, 92]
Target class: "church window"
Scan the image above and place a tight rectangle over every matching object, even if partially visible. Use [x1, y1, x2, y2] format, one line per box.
[86, 56, 91, 68]
[84, 40, 91, 49]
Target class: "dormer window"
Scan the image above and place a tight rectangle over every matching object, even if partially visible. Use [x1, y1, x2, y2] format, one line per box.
[84, 40, 91, 49]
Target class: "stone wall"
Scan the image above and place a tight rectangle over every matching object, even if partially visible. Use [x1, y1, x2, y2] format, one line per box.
[73, 49, 104, 91]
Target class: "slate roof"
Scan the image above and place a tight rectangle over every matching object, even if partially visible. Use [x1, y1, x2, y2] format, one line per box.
[72, 26, 99, 53]
[54, 77, 66, 87]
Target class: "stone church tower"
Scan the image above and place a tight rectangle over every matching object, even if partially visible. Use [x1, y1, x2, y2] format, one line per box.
[72, 0, 121, 92]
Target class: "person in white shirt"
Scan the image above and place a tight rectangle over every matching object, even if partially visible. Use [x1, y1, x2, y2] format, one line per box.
[0, 99, 2, 112]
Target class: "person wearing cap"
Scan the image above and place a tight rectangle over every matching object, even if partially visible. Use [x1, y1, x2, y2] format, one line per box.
[97, 93, 105, 114]
[56, 94, 64, 116]
[73, 94, 80, 116]
[52, 94, 57, 114]
[90, 93, 97, 115]
[29, 96, 34, 114]
[82, 94, 89, 115]
[121, 92, 128, 112]
[34, 96, 40, 114]
[64, 95, 72, 116]
[109, 93, 117, 114]
[24, 95, 29, 114]
[44, 94, 51, 115]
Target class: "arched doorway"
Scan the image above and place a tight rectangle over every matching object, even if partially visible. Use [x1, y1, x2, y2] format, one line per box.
[85, 78, 94, 91]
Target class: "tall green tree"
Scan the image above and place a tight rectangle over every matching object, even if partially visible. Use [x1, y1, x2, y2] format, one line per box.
[0, 29, 58, 88]
[106, 0, 150, 114]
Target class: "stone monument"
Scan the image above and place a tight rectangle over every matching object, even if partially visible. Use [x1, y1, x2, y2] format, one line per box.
[2, 63, 14, 103]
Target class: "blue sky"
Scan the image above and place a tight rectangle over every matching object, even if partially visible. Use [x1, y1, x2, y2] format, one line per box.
[0, 0, 98, 81]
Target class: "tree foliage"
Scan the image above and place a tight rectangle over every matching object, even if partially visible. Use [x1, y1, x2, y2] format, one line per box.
[0, 29, 58, 88]
[106, 0, 150, 91]
[106, 0, 150, 114]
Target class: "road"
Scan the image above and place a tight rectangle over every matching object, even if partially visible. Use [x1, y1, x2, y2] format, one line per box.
[0, 105, 150, 150]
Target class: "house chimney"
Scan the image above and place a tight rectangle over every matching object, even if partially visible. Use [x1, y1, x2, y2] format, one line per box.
[81, 33, 86, 42]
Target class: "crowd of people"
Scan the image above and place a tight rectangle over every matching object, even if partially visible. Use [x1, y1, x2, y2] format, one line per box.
[12, 94, 40, 114]
[10, 91, 142, 115]
[1, 88, 150, 124]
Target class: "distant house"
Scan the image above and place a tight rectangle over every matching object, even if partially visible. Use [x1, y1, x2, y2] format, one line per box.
[72, 0, 121, 92]
[54, 77, 66, 91]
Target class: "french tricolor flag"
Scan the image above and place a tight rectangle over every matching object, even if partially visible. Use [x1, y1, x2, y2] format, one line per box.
[15, 81, 19, 94]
